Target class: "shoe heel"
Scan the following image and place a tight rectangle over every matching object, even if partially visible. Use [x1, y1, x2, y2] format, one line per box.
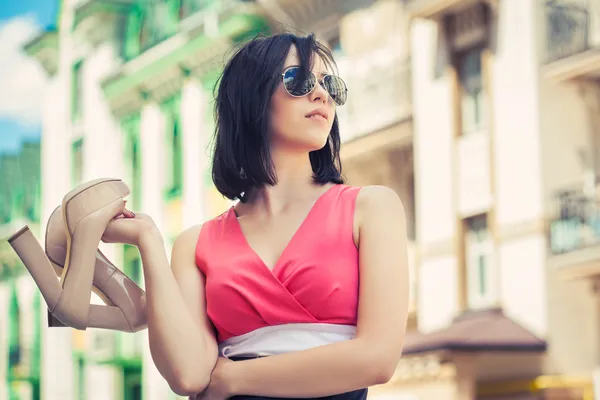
[8, 226, 62, 311]
[47, 309, 66, 328]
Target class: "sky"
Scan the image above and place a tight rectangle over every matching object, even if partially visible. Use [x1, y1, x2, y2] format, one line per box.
[0, 0, 58, 154]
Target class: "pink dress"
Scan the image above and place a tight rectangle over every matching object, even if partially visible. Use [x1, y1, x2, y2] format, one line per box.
[195, 184, 362, 358]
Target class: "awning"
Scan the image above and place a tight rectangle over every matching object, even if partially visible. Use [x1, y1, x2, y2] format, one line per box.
[402, 308, 547, 355]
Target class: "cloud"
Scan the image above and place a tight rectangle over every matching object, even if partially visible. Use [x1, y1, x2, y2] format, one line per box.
[0, 15, 49, 127]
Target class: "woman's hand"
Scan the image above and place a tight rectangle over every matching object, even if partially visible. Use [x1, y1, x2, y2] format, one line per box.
[189, 357, 234, 400]
[101, 206, 161, 247]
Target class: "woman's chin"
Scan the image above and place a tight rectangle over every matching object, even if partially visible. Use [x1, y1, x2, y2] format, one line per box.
[274, 130, 330, 152]
[303, 137, 329, 152]
[303, 129, 330, 149]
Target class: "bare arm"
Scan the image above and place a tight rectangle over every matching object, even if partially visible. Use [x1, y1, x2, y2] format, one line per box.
[218, 185, 410, 398]
[139, 224, 219, 396]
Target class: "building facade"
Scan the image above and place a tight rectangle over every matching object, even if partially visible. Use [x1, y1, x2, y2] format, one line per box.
[373, 0, 600, 399]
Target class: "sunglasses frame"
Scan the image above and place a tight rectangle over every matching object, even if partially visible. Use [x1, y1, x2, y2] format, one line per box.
[280, 66, 348, 106]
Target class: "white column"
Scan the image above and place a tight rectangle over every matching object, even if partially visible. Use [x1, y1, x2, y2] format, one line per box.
[411, 18, 458, 333]
[139, 102, 171, 399]
[81, 43, 125, 182]
[41, 55, 75, 400]
[181, 78, 208, 227]
[40, 76, 72, 234]
[81, 41, 126, 325]
[492, 0, 546, 337]
[86, 364, 119, 400]
[140, 102, 166, 231]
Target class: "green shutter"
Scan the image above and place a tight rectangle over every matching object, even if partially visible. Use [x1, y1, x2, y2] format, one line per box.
[8, 283, 20, 370]
[123, 365, 143, 400]
[121, 114, 142, 210]
[161, 96, 183, 199]
[71, 138, 84, 186]
[71, 60, 83, 121]
[31, 292, 42, 383]
[173, 116, 183, 194]
[165, 0, 181, 34]
[123, 245, 142, 285]
[124, 7, 142, 60]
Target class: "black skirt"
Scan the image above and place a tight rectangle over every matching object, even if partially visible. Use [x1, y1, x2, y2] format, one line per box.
[228, 356, 368, 400]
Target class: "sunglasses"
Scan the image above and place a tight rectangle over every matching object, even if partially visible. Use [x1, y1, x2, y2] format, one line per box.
[281, 66, 348, 107]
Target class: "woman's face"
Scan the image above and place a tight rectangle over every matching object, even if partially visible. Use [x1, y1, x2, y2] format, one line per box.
[269, 46, 337, 153]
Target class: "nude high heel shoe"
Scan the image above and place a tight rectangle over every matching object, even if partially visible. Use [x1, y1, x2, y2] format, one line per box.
[8, 178, 147, 332]
[44, 205, 147, 331]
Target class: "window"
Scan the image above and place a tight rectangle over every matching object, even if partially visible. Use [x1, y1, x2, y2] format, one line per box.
[30, 293, 42, 398]
[123, 366, 143, 400]
[125, 1, 179, 60]
[180, 0, 213, 19]
[456, 46, 486, 135]
[8, 285, 20, 368]
[139, 1, 177, 52]
[71, 60, 84, 121]
[71, 138, 84, 186]
[464, 214, 496, 309]
[124, 8, 142, 60]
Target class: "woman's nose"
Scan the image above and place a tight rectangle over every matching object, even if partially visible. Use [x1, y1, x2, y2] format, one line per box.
[310, 79, 329, 103]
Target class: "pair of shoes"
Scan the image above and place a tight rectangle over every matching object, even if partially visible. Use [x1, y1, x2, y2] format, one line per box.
[8, 178, 147, 333]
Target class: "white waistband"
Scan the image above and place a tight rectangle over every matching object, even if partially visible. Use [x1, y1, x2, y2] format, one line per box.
[218, 323, 357, 358]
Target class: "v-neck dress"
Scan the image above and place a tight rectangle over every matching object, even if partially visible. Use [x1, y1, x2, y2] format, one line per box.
[195, 184, 362, 359]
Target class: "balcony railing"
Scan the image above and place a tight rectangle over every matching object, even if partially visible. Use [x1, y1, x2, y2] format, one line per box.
[339, 59, 412, 142]
[544, 1, 590, 63]
[549, 187, 600, 255]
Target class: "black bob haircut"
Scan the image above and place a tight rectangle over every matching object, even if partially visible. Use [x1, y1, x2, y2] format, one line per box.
[210, 32, 345, 203]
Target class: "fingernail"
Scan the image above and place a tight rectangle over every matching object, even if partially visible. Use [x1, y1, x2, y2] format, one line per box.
[131, 212, 136, 217]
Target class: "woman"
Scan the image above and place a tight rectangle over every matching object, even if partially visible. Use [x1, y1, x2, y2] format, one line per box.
[14, 32, 409, 399]
[117, 32, 409, 399]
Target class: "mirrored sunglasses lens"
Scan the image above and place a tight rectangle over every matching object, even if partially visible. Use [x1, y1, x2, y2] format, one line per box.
[323, 75, 347, 106]
[283, 68, 315, 96]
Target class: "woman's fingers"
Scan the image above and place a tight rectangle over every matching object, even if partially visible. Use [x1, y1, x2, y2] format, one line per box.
[111, 208, 135, 220]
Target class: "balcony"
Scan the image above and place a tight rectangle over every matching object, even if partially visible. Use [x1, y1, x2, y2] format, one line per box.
[257, 0, 378, 31]
[542, 1, 600, 82]
[102, 2, 266, 115]
[338, 58, 412, 158]
[403, 0, 482, 19]
[548, 186, 600, 279]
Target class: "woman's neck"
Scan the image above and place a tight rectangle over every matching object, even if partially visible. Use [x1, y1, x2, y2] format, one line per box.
[244, 150, 325, 216]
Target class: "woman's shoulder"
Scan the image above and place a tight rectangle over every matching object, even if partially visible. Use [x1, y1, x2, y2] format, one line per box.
[172, 224, 204, 253]
[337, 184, 400, 203]
[353, 185, 404, 220]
